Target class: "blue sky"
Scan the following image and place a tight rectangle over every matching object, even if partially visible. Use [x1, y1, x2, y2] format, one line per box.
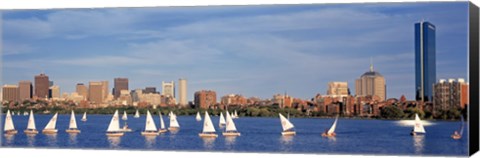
[1, 2, 469, 101]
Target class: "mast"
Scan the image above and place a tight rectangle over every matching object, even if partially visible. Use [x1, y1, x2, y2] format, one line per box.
[202, 112, 216, 133]
[44, 113, 58, 130]
[70, 111, 78, 129]
[27, 110, 36, 130]
[4, 110, 15, 131]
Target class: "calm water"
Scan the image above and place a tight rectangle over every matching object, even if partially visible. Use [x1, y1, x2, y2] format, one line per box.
[1, 114, 469, 156]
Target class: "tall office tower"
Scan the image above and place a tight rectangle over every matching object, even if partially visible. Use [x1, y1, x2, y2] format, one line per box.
[415, 20, 436, 102]
[89, 81, 104, 103]
[162, 81, 175, 97]
[18, 80, 33, 101]
[49, 85, 60, 99]
[433, 78, 469, 111]
[178, 78, 187, 106]
[34, 73, 49, 99]
[102, 81, 109, 99]
[355, 62, 386, 101]
[76, 83, 88, 100]
[2, 85, 19, 102]
[114, 78, 129, 99]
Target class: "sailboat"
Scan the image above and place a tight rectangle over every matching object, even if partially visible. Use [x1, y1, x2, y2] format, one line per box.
[106, 110, 124, 137]
[66, 110, 81, 133]
[219, 112, 226, 127]
[411, 113, 426, 136]
[196, 112, 202, 121]
[168, 111, 180, 131]
[42, 113, 59, 134]
[4, 110, 18, 135]
[451, 116, 464, 140]
[279, 113, 295, 136]
[134, 110, 140, 118]
[223, 111, 240, 136]
[199, 111, 218, 138]
[24, 110, 39, 135]
[141, 110, 159, 136]
[232, 110, 239, 119]
[81, 112, 87, 122]
[322, 115, 338, 137]
[158, 112, 168, 133]
[122, 111, 128, 121]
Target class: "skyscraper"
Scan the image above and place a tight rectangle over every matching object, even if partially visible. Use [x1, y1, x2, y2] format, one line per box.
[355, 62, 386, 101]
[89, 81, 104, 103]
[102, 81, 109, 99]
[49, 85, 60, 100]
[34, 73, 49, 99]
[18, 81, 33, 101]
[415, 20, 436, 102]
[327, 82, 349, 97]
[178, 78, 188, 106]
[162, 81, 175, 97]
[2, 85, 19, 102]
[76, 83, 88, 100]
[194, 90, 216, 109]
[114, 78, 129, 99]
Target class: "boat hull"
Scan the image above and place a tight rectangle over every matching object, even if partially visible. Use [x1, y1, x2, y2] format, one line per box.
[4, 130, 18, 135]
[322, 132, 336, 137]
[120, 128, 132, 132]
[42, 129, 58, 134]
[141, 131, 159, 136]
[199, 133, 218, 138]
[281, 131, 296, 136]
[451, 134, 462, 140]
[158, 129, 168, 133]
[411, 132, 425, 136]
[81, 119, 87, 122]
[66, 129, 81, 134]
[24, 129, 39, 135]
[106, 132, 124, 137]
[168, 127, 180, 131]
[222, 132, 241, 136]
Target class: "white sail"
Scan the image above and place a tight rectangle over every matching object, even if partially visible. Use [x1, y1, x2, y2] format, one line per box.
[169, 112, 180, 128]
[122, 111, 128, 120]
[202, 112, 216, 133]
[234, 110, 238, 118]
[82, 112, 87, 121]
[196, 112, 202, 121]
[4, 110, 15, 131]
[327, 116, 338, 134]
[459, 116, 465, 135]
[159, 112, 166, 129]
[144, 110, 157, 131]
[279, 113, 294, 131]
[413, 114, 426, 133]
[134, 110, 140, 118]
[225, 111, 237, 132]
[44, 113, 58, 130]
[107, 110, 121, 132]
[27, 110, 36, 130]
[69, 111, 78, 129]
[219, 112, 226, 126]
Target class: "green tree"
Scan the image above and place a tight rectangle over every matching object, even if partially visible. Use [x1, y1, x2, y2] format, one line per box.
[380, 106, 404, 119]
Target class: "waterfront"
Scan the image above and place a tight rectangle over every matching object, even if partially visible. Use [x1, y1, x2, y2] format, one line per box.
[1, 114, 468, 156]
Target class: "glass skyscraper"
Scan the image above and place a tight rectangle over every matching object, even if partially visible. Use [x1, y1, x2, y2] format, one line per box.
[415, 21, 436, 102]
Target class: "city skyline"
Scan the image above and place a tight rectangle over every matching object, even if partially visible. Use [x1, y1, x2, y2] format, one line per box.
[2, 3, 469, 101]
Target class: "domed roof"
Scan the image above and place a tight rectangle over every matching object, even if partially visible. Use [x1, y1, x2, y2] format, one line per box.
[361, 61, 383, 77]
[361, 71, 383, 77]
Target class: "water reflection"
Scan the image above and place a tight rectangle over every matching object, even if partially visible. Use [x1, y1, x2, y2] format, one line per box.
[3, 134, 15, 145]
[327, 136, 337, 143]
[225, 136, 236, 150]
[202, 137, 215, 150]
[144, 136, 156, 149]
[27, 135, 35, 147]
[279, 136, 294, 151]
[413, 135, 425, 154]
[107, 136, 121, 149]
[68, 133, 78, 145]
[46, 134, 58, 147]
